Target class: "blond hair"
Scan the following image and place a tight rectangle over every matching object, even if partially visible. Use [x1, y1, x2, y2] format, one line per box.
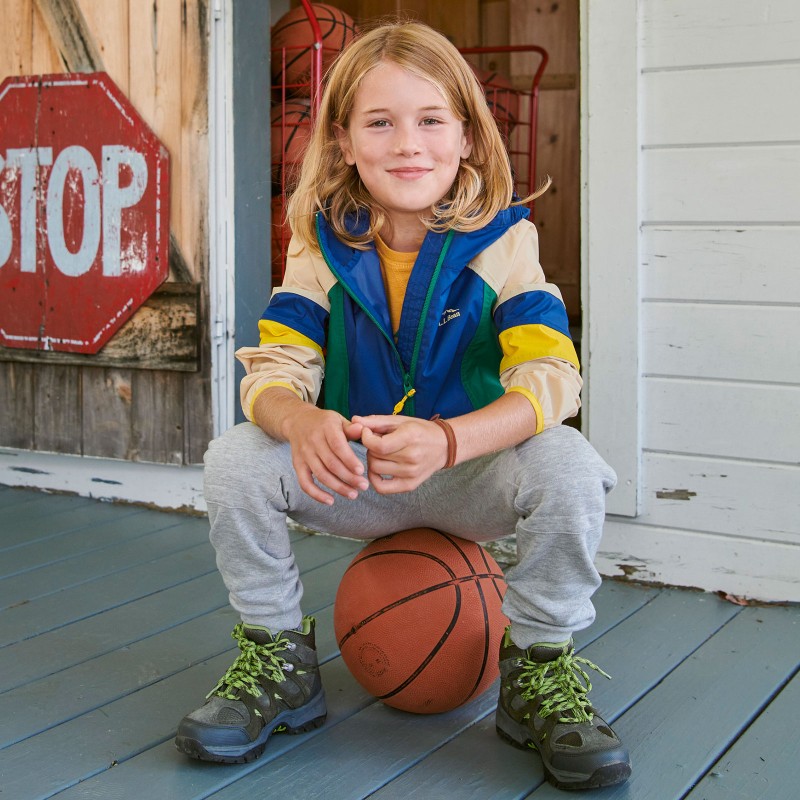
[286, 20, 548, 250]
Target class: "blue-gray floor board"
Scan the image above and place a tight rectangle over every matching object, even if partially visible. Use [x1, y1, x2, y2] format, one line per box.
[0, 486, 797, 800]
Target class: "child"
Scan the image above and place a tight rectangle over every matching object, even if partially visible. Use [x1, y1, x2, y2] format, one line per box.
[175, 21, 631, 791]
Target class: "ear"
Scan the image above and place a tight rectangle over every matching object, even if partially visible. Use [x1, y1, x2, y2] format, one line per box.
[334, 123, 356, 166]
[460, 126, 473, 160]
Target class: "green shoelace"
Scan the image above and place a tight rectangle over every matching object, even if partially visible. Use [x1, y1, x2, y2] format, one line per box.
[207, 623, 292, 701]
[518, 649, 611, 723]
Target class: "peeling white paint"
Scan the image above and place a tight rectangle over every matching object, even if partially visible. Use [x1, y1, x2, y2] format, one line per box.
[120, 230, 148, 274]
[0, 448, 206, 512]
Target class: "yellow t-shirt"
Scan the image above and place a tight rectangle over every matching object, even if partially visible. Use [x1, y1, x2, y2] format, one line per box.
[374, 236, 418, 337]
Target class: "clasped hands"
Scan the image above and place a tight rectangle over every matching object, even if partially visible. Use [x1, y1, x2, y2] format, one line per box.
[284, 406, 450, 506]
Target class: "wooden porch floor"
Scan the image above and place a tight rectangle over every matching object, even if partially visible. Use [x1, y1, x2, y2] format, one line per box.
[0, 483, 798, 800]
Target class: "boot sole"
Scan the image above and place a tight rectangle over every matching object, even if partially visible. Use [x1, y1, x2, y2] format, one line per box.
[175, 690, 327, 764]
[496, 705, 632, 790]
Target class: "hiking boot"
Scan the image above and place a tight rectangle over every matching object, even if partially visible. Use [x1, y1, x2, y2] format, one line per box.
[496, 630, 631, 790]
[175, 616, 326, 763]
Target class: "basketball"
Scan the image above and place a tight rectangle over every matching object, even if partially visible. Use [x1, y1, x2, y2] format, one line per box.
[271, 3, 358, 96]
[271, 98, 312, 185]
[334, 528, 509, 714]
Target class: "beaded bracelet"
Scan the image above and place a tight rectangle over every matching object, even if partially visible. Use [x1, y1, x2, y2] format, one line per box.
[430, 414, 457, 469]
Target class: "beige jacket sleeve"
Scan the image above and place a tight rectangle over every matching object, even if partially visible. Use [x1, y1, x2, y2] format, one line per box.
[470, 219, 582, 433]
[235, 237, 336, 422]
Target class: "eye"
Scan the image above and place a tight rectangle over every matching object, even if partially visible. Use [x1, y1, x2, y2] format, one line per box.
[421, 117, 443, 126]
[368, 119, 390, 128]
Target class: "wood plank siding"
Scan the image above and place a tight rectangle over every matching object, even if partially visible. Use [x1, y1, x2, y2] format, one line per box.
[0, 486, 798, 799]
[0, 0, 211, 465]
[594, 0, 800, 602]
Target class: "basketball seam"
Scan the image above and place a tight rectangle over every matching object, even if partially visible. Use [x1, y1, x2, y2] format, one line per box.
[440, 531, 481, 574]
[378, 584, 462, 701]
[336, 572, 503, 649]
[272, 104, 311, 156]
[342, 549, 459, 581]
[477, 545, 506, 603]
[461, 578, 492, 705]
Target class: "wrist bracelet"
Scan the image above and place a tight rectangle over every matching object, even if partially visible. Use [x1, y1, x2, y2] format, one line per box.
[430, 414, 457, 469]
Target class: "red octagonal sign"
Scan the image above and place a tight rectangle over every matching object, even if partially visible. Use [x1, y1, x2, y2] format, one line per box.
[0, 73, 169, 353]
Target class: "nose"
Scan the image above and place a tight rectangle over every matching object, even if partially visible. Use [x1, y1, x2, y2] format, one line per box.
[394, 122, 422, 156]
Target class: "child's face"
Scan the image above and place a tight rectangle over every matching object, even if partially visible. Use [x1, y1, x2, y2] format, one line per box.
[336, 61, 472, 241]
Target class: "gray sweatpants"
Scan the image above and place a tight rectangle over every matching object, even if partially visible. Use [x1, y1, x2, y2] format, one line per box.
[203, 422, 616, 648]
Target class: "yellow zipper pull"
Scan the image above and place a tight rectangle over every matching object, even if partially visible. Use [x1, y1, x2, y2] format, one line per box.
[392, 388, 416, 415]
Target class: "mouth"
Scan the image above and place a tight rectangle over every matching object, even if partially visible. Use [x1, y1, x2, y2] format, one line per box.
[387, 167, 431, 180]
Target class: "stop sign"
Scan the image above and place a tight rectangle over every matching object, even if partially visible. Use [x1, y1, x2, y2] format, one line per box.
[0, 72, 169, 354]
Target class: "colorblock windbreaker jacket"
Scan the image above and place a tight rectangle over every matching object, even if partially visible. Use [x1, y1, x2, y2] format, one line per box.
[236, 206, 582, 434]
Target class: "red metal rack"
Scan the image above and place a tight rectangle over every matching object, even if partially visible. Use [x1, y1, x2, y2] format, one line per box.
[270, 0, 327, 286]
[458, 45, 548, 214]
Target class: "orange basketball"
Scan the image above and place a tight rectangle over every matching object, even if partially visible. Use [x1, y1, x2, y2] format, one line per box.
[334, 528, 509, 714]
[271, 98, 312, 185]
[271, 3, 358, 96]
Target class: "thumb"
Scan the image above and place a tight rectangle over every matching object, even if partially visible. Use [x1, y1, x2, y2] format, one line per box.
[342, 420, 364, 441]
[360, 425, 382, 450]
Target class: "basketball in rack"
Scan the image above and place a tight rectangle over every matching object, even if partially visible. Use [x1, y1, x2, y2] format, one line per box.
[269, 2, 548, 286]
[270, 1, 357, 285]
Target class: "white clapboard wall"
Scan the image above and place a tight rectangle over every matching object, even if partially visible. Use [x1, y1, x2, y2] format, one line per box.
[593, 0, 800, 601]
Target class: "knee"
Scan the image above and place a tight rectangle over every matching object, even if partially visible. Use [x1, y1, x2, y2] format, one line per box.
[556, 426, 617, 491]
[203, 423, 286, 502]
[515, 426, 617, 512]
[204, 423, 255, 475]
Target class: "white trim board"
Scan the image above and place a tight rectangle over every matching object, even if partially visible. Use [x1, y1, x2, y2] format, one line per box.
[580, 0, 641, 516]
[208, 0, 237, 437]
[0, 449, 206, 512]
[597, 519, 800, 604]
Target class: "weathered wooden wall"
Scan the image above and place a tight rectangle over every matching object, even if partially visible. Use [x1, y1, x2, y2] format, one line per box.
[0, 0, 211, 465]
[308, 0, 581, 319]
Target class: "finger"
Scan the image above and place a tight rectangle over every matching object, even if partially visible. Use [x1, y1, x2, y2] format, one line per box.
[359, 426, 381, 450]
[295, 465, 335, 506]
[365, 455, 412, 480]
[318, 443, 370, 492]
[328, 426, 368, 480]
[361, 426, 406, 457]
[367, 468, 416, 495]
[352, 414, 396, 425]
[308, 455, 368, 500]
[342, 420, 364, 441]
[352, 415, 403, 435]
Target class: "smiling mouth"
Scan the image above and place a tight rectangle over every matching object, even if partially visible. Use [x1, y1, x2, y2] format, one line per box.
[387, 168, 431, 179]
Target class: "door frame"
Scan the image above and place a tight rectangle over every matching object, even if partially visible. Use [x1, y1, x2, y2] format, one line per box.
[580, 0, 641, 516]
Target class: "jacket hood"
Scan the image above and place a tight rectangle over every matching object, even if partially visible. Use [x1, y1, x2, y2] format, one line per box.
[444, 205, 530, 268]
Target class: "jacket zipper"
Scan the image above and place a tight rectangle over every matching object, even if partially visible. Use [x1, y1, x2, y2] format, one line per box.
[316, 215, 454, 415]
[407, 230, 454, 409]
